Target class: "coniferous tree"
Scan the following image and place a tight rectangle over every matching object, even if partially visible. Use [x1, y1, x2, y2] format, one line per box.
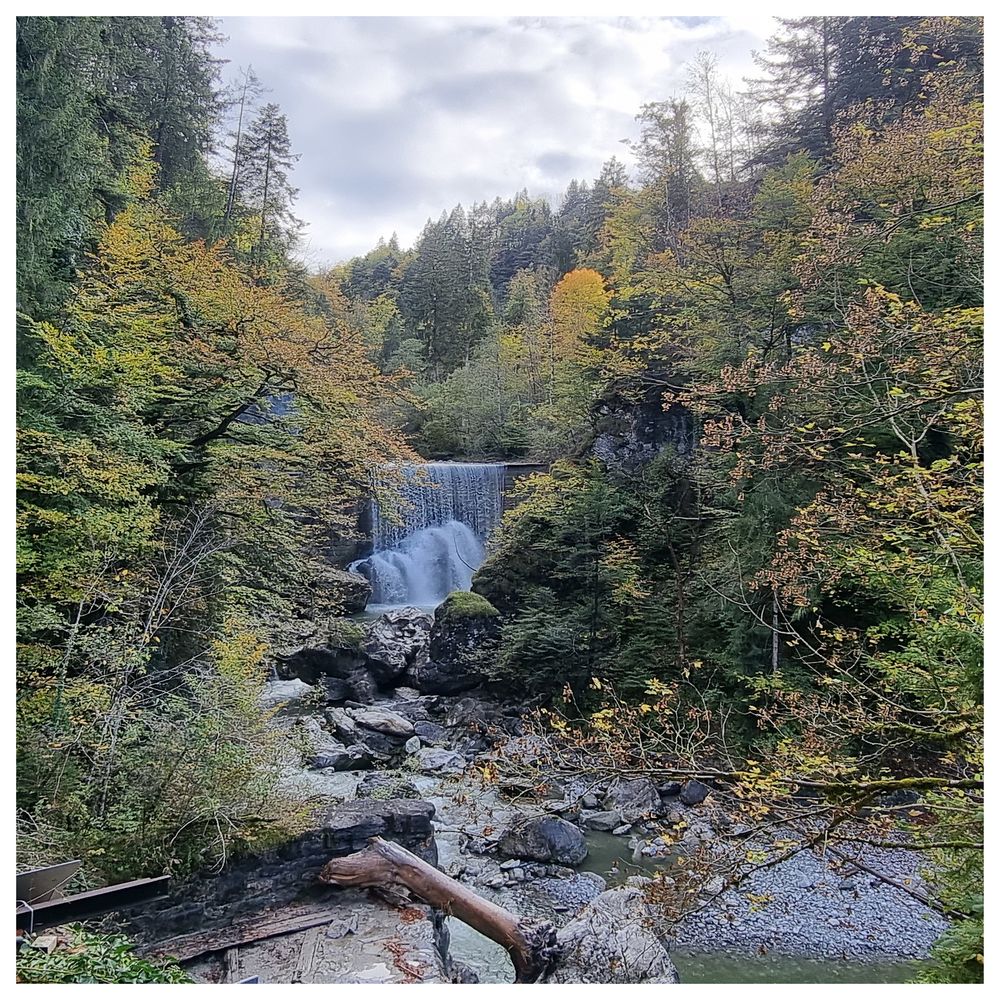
[240, 102, 302, 269]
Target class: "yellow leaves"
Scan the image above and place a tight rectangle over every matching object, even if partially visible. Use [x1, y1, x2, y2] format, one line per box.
[549, 268, 611, 362]
[821, 341, 832, 352]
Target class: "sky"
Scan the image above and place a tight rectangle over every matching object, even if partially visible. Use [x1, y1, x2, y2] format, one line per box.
[214, 16, 777, 267]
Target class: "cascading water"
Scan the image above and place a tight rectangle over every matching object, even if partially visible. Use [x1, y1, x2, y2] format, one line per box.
[349, 463, 505, 609]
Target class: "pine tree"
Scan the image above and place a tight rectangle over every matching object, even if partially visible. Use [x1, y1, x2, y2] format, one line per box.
[240, 102, 302, 270]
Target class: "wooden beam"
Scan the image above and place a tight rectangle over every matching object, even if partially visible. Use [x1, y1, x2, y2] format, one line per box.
[16, 876, 171, 931]
[145, 908, 340, 963]
[319, 836, 560, 983]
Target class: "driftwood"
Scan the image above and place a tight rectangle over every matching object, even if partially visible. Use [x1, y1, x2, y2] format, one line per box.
[318, 837, 560, 983]
[145, 907, 337, 963]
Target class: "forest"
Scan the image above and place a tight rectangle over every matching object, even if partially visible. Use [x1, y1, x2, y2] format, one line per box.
[15, 15, 983, 985]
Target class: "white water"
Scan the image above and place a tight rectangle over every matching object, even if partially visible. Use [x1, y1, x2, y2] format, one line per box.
[349, 463, 504, 608]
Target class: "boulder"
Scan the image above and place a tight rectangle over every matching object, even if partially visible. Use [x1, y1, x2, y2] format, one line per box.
[602, 778, 661, 824]
[405, 736, 421, 754]
[410, 591, 500, 694]
[679, 779, 711, 806]
[658, 781, 683, 797]
[497, 815, 588, 866]
[309, 742, 372, 771]
[547, 888, 680, 984]
[259, 678, 316, 710]
[348, 706, 415, 739]
[325, 706, 360, 744]
[362, 607, 433, 686]
[321, 676, 352, 703]
[580, 810, 623, 833]
[355, 772, 420, 800]
[413, 748, 467, 775]
[318, 798, 438, 862]
[322, 568, 373, 615]
[413, 721, 447, 744]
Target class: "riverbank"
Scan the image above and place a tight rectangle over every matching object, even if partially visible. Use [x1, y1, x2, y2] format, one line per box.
[254, 661, 946, 983]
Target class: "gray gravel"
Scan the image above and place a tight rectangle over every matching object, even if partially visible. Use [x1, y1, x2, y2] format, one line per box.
[672, 843, 948, 961]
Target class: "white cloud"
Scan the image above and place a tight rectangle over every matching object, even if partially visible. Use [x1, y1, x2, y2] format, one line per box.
[216, 15, 774, 264]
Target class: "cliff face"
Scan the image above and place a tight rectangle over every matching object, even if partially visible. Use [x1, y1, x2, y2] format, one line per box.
[590, 391, 694, 473]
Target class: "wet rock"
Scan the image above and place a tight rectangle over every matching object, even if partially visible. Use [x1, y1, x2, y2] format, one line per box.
[679, 779, 711, 806]
[497, 815, 588, 866]
[322, 568, 373, 615]
[410, 591, 500, 694]
[414, 748, 466, 775]
[362, 607, 433, 687]
[580, 810, 623, 833]
[602, 778, 661, 824]
[547, 888, 680, 984]
[612, 824, 631, 836]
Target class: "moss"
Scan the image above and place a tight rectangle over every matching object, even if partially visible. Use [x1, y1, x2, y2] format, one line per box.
[328, 617, 366, 649]
[437, 590, 500, 621]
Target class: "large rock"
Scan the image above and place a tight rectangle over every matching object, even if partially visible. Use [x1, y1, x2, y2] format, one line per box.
[497, 815, 588, 866]
[548, 887, 680, 983]
[318, 799, 438, 861]
[348, 706, 416, 739]
[413, 748, 466, 775]
[362, 607, 433, 686]
[322, 568, 373, 615]
[276, 642, 378, 704]
[410, 591, 500, 694]
[259, 678, 317, 711]
[590, 391, 694, 474]
[309, 742, 372, 772]
[602, 778, 661, 824]
[580, 810, 623, 833]
[679, 779, 711, 806]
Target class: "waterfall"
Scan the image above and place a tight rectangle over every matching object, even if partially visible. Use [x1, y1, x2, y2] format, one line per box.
[349, 463, 505, 609]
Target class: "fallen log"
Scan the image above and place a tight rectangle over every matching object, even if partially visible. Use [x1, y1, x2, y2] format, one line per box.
[318, 837, 559, 983]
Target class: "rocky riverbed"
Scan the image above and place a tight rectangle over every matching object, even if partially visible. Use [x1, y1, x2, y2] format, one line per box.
[127, 604, 947, 984]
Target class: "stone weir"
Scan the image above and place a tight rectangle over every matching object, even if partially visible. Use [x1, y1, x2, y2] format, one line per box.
[501, 462, 548, 510]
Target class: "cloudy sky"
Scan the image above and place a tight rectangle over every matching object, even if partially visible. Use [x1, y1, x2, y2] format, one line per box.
[214, 16, 776, 266]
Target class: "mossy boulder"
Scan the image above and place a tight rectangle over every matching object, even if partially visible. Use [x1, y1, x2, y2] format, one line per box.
[407, 591, 500, 694]
[434, 590, 499, 622]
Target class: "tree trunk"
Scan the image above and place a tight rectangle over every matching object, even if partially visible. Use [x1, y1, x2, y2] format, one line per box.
[318, 837, 559, 983]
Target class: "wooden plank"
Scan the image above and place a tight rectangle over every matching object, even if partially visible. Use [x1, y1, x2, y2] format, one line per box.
[223, 947, 241, 984]
[147, 908, 336, 963]
[16, 876, 171, 931]
[292, 925, 322, 984]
